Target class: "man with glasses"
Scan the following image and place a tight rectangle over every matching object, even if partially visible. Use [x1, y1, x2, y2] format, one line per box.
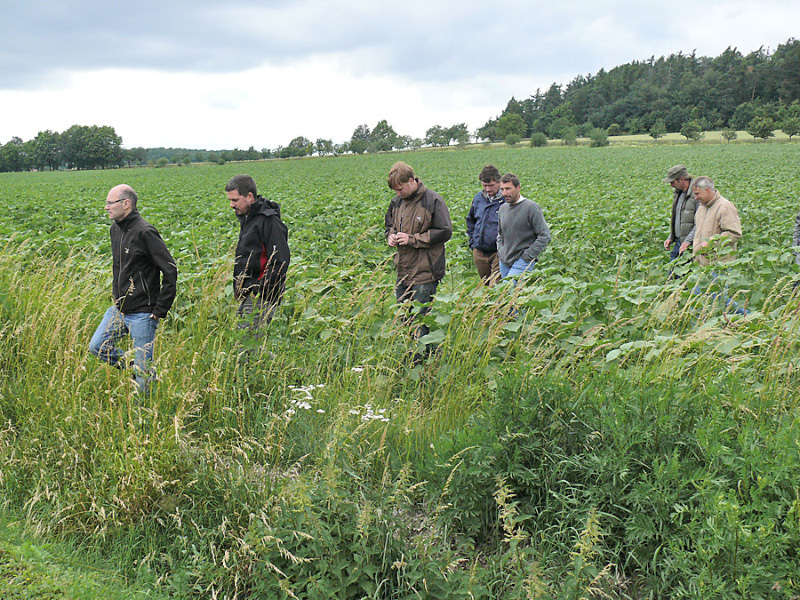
[89, 184, 177, 393]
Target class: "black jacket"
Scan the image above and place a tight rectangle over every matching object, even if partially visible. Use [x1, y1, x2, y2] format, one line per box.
[111, 209, 177, 319]
[235, 197, 290, 302]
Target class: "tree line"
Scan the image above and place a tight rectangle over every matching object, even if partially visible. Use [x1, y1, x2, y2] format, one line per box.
[3, 37, 799, 173]
[477, 37, 800, 143]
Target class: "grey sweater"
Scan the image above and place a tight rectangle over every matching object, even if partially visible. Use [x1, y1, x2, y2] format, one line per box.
[497, 197, 551, 266]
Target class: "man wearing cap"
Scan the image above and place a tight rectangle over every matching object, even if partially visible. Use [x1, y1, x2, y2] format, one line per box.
[662, 164, 697, 261]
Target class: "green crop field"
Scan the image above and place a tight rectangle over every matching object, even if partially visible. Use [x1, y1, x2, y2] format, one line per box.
[1, 142, 799, 599]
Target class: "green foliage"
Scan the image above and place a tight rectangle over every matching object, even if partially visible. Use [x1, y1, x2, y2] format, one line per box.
[588, 127, 609, 147]
[722, 128, 739, 142]
[679, 119, 704, 141]
[496, 113, 527, 139]
[529, 132, 548, 147]
[559, 126, 578, 146]
[649, 118, 667, 140]
[504, 133, 522, 147]
[481, 38, 800, 137]
[747, 117, 776, 140]
[1, 144, 800, 597]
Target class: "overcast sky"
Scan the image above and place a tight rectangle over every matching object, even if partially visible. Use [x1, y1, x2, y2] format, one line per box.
[1, 0, 798, 150]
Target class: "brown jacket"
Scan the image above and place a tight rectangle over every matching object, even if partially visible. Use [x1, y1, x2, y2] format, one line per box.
[693, 192, 742, 266]
[384, 179, 453, 285]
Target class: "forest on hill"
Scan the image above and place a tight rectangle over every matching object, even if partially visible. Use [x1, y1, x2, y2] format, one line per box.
[478, 37, 800, 142]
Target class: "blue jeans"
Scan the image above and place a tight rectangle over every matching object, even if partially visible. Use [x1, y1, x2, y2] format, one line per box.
[89, 306, 158, 393]
[500, 257, 536, 279]
[669, 237, 682, 261]
[691, 273, 749, 316]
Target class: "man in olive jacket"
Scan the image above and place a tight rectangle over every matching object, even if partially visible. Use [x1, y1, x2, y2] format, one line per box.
[89, 184, 177, 393]
[662, 164, 698, 260]
[384, 162, 452, 357]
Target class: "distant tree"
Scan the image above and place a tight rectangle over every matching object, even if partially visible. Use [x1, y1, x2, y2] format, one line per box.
[333, 142, 349, 155]
[779, 100, 800, 140]
[730, 102, 758, 130]
[32, 130, 61, 170]
[396, 135, 412, 150]
[529, 132, 548, 147]
[368, 120, 399, 152]
[350, 124, 371, 154]
[589, 128, 609, 147]
[560, 126, 577, 146]
[606, 123, 624, 136]
[504, 133, 521, 147]
[746, 117, 775, 139]
[722, 128, 739, 142]
[679, 120, 704, 141]
[125, 147, 147, 167]
[314, 138, 334, 156]
[649, 119, 667, 140]
[0, 137, 28, 172]
[410, 138, 424, 150]
[424, 125, 450, 147]
[475, 120, 498, 142]
[446, 123, 470, 147]
[155, 157, 169, 168]
[496, 113, 526, 139]
[279, 136, 313, 158]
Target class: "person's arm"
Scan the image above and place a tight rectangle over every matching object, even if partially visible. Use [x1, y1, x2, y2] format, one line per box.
[520, 203, 552, 263]
[385, 199, 398, 246]
[717, 204, 742, 244]
[405, 195, 453, 248]
[257, 216, 290, 299]
[465, 199, 477, 248]
[144, 228, 178, 319]
[793, 210, 800, 266]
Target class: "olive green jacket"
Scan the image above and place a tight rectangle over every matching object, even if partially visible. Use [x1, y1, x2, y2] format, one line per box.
[669, 181, 698, 243]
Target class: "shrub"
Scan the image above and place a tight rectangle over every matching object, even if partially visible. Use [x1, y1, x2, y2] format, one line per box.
[589, 128, 609, 147]
[504, 134, 521, 147]
[529, 132, 548, 147]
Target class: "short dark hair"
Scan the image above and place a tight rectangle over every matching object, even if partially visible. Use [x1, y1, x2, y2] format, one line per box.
[478, 164, 501, 183]
[118, 187, 138, 208]
[500, 173, 520, 187]
[225, 174, 258, 198]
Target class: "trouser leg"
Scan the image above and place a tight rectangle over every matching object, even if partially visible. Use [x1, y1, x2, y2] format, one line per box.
[124, 312, 158, 393]
[89, 305, 127, 366]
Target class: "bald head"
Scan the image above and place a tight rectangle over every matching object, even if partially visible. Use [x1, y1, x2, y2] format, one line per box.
[105, 184, 137, 221]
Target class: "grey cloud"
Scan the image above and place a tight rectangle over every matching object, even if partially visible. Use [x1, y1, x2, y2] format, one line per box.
[2, 0, 798, 91]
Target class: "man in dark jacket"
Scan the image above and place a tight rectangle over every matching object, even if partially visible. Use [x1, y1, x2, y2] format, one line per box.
[89, 184, 177, 393]
[385, 162, 452, 361]
[466, 164, 503, 285]
[225, 174, 290, 335]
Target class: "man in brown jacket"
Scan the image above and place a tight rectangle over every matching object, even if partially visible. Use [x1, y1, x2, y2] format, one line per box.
[690, 176, 747, 315]
[385, 162, 452, 361]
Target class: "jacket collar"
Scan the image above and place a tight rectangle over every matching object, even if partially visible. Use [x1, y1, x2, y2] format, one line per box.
[115, 208, 140, 231]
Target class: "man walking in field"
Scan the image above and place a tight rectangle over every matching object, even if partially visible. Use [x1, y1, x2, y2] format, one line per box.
[385, 161, 452, 362]
[225, 174, 290, 335]
[89, 184, 177, 394]
[690, 176, 747, 314]
[497, 173, 551, 280]
[692, 176, 742, 266]
[662, 164, 697, 260]
[466, 165, 504, 285]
